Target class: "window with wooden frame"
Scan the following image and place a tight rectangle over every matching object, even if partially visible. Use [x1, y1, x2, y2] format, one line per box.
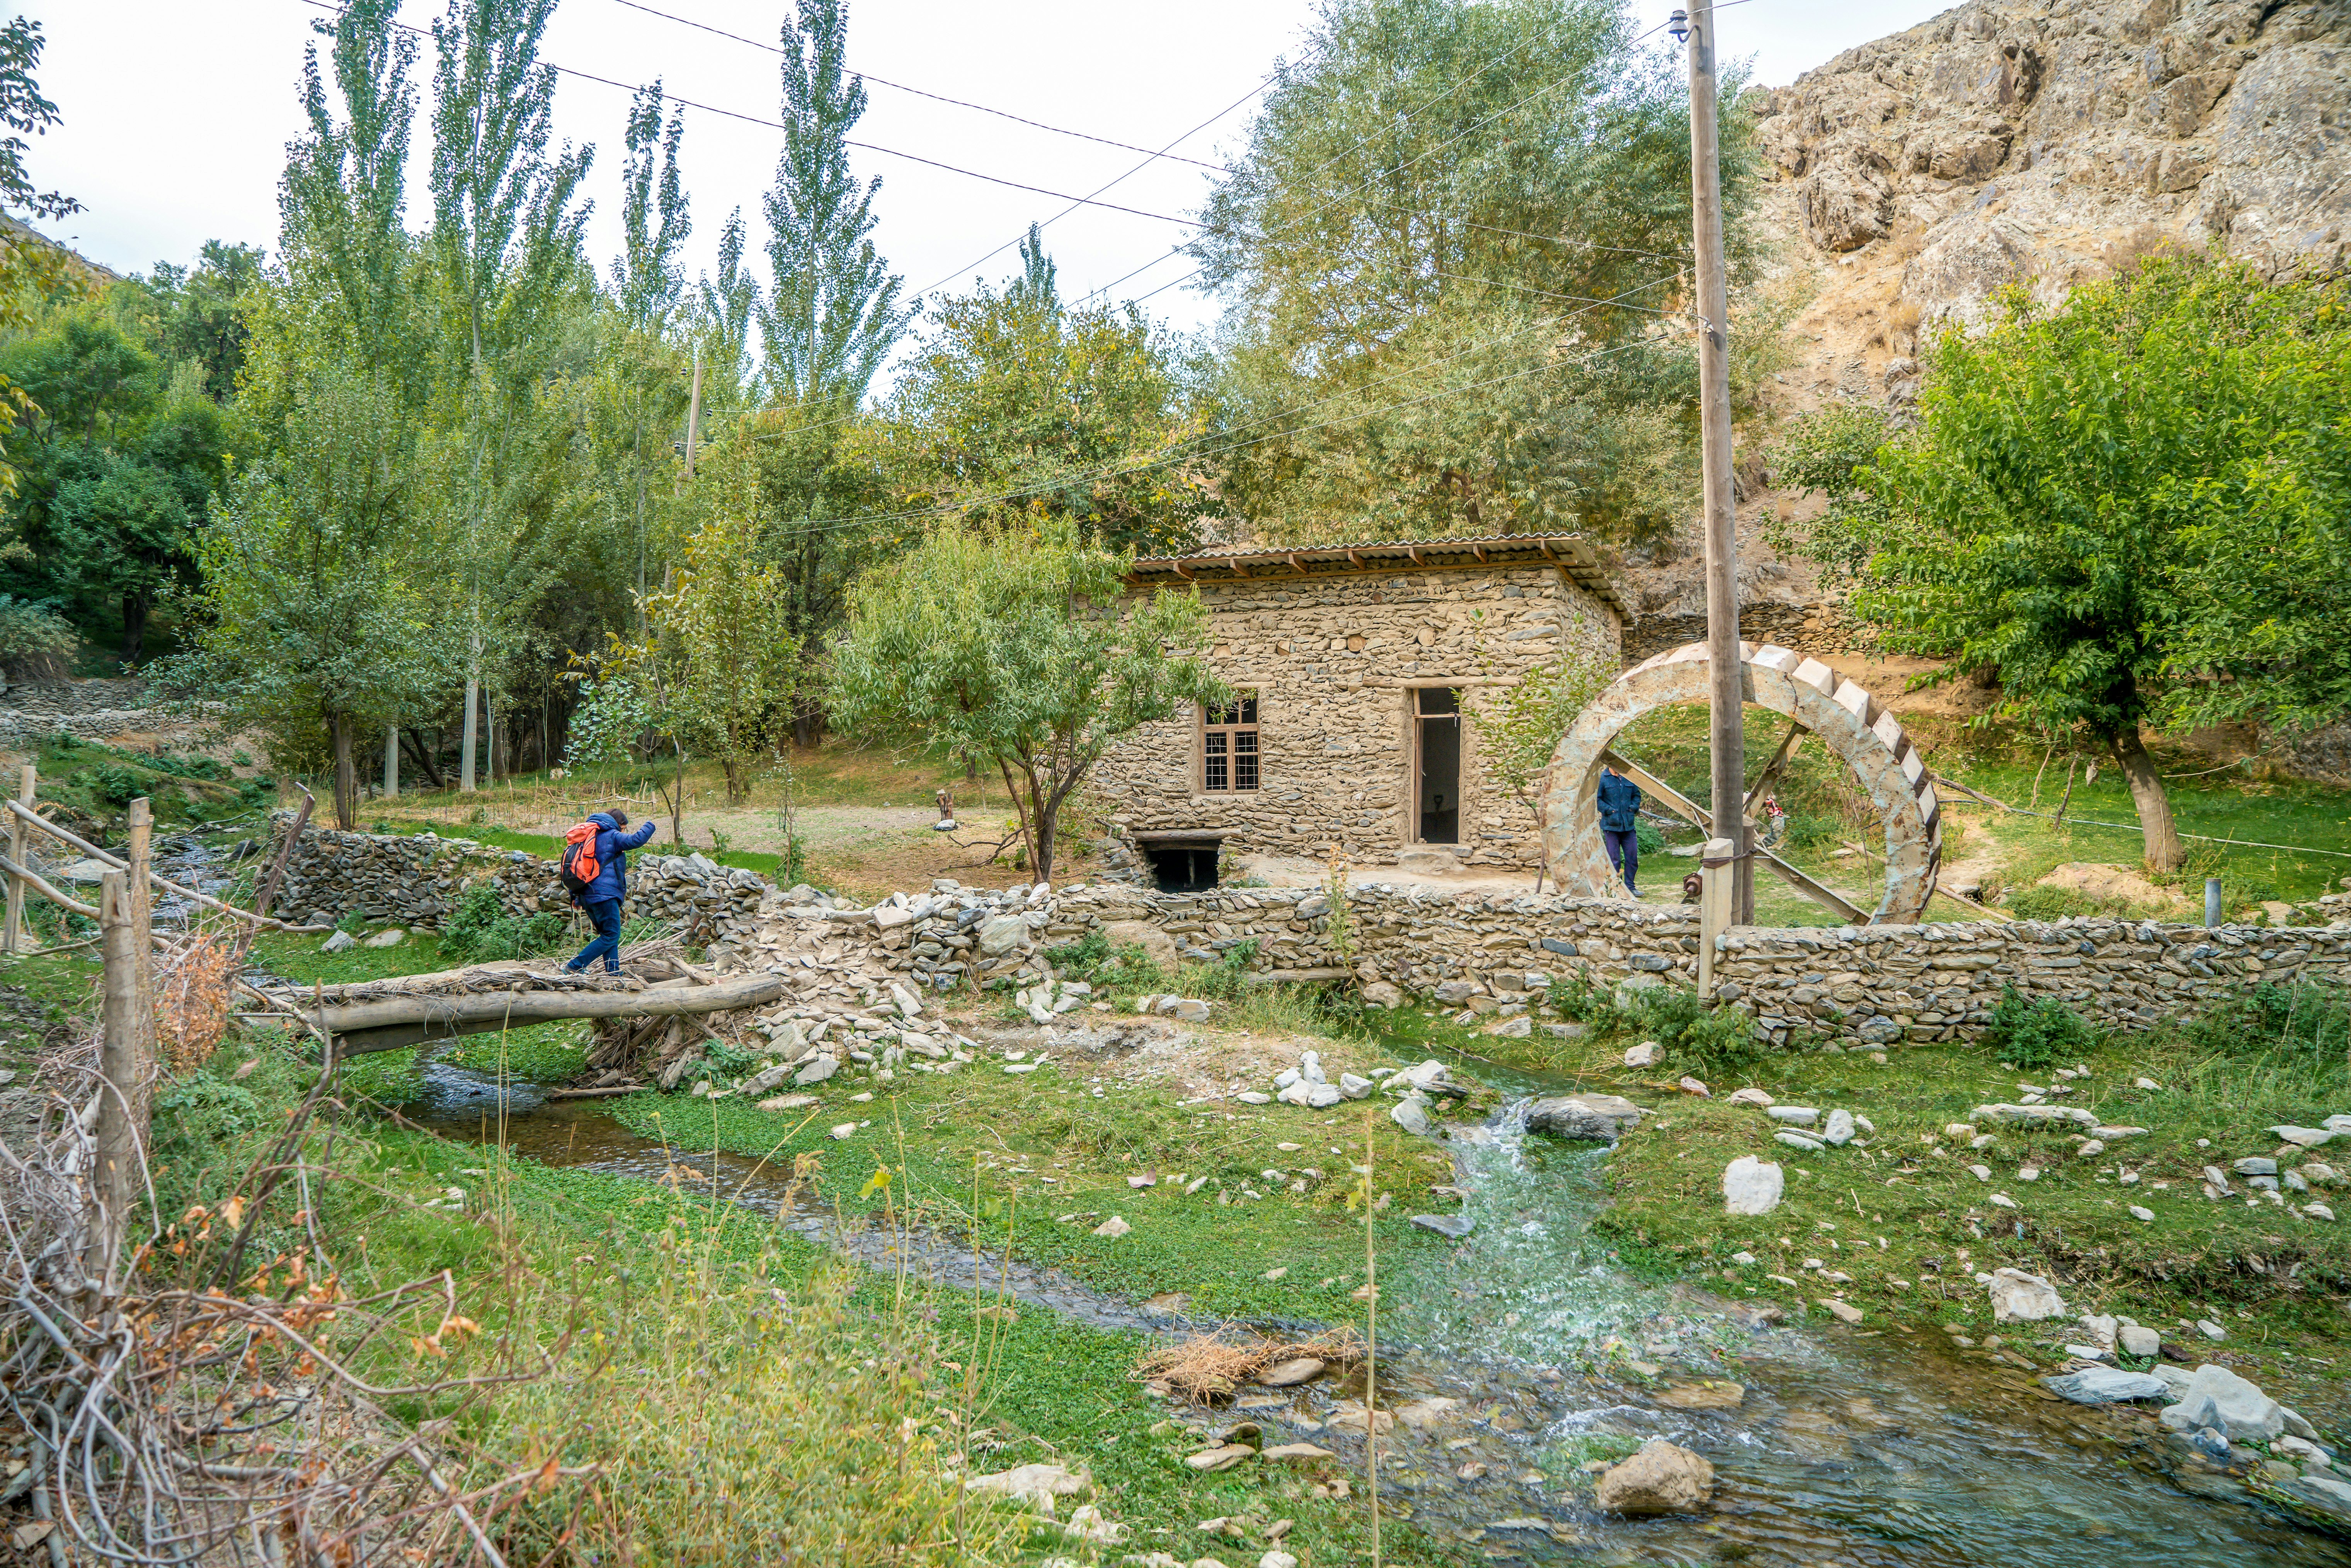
[1200, 693, 1260, 792]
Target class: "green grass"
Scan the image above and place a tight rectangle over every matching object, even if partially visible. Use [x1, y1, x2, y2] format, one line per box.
[611, 1039, 1468, 1326]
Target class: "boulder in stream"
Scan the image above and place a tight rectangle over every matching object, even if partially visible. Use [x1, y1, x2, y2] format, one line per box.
[2043, 1367, 2171, 1405]
[1523, 1094, 1644, 1140]
[1593, 1438, 1714, 1515]
[2159, 1365, 2284, 1442]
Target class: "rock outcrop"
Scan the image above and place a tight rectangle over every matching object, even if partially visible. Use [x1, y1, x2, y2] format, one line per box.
[1748, 0, 2348, 406]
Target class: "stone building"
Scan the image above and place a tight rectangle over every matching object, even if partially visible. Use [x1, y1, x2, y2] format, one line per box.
[1092, 533, 1627, 887]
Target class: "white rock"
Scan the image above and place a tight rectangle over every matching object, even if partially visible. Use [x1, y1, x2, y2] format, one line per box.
[2119, 1325, 2162, 1357]
[1721, 1156, 1784, 1216]
[1273, 1068, 1301, 1090]
[2129, 1205, 2155, 1222]
[829, 1123, 857, 1139]
[362, 927, 405, 947]
[2160, 1364, 2283, 1442]
[2271, 1125, 2334, 1147]
[2077, 1314, 2118, 1348]
[1822, 1108, 1856, 1147]
[2133, 1077, 2161, 1090]
[1726, 1087, 1775, 1108]
[1623, 1042, 1659, 1068]
[1987, 1267, 2066, 1323]
[1767, 1106, 1820, 1127]
[1775, 1131, 1825, 1151]
[322, 930, 357, 953]
[1338, 1073, 1373, 1099]
[1390, 1099, 1431, 1137]
[1967, 1164, 1992, 1182]
[1092, 1216, 1131, 1238]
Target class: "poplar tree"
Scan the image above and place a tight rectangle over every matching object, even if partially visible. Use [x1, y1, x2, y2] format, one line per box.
[613, 82, 689, 329]
[759, 0, 912, 410]
[427, 0, 594, 789]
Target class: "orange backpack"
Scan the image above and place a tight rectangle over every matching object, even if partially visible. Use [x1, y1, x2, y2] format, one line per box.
[558, 821, 604, 898]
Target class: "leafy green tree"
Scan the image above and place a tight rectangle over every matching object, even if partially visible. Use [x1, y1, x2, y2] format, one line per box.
[135, 242, 267, 401]
[281, 0, 425, 394]
[693, 208, 763, 405]
[0, 16, 88, 509]
[1822, 257, 2351, 874]
[0, 317, 236, 662]
[760, 0, 912, 410]
[163, 368, 441, 828]
[608, 509, 802, 812]
[613, 81, 690, 330]
[829, 523, 1223, 885]
[874, 228, 1208, 554]
[1190, 0, 1756, 543]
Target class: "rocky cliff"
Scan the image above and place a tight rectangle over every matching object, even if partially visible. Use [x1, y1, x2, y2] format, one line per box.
[1745, 0, 2348, 408]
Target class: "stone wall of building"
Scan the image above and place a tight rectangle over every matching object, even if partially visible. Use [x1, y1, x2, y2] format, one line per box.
[1621, 600, 1865, 667]
[1092, 565, 1620, 870]
[266, 816, 766, 948]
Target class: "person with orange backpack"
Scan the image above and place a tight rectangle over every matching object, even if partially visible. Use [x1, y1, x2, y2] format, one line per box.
[560, 809, 658, 975]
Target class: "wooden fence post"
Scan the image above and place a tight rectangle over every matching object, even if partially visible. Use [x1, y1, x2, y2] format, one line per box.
[2, 764, 28, 954]
[126, 798, 154, 1086]
[1698, 836, 1735, 998]
[93, 867, 141, 1280]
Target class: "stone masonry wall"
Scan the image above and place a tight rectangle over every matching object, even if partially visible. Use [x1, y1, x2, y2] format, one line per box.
[266, 816, 765, 950]
[0, 678, 150, 715]
[264, 819, 2351, 1050]
[1048, 882, 2351, 1050]
[1092, 565, 1620, 869]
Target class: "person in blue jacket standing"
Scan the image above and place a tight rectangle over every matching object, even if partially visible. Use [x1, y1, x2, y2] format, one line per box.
[564, 809, 659, 974]
[1596, 763, 1643, 897]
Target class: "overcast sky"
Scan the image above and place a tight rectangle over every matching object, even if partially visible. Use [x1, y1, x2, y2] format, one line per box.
[21, 0, 1954, 339]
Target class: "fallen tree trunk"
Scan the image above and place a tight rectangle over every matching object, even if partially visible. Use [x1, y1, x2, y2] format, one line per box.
[303, 972, 784, 1057]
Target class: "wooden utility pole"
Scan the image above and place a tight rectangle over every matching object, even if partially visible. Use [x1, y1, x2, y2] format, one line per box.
[385, 725, 400, 799]
[1680, 3, 1751, 923]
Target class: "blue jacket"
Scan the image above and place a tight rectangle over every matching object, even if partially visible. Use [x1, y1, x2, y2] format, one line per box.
[575, 812, 657, 904]
[1596, 771, 1643, 834]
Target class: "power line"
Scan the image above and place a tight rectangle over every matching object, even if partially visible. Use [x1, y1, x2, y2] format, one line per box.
[603, 0, 1232, 172]
[294, 0, 1200, 225]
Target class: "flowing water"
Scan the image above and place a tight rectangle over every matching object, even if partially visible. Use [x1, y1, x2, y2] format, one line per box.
[388, 1038, 2349, 1567]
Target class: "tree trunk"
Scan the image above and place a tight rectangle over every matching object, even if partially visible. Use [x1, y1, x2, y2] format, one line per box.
[2108, 727, 2182, 874]
[401, 728, 447, 790]
[330, 713, 356, 830]
[121, 592, 149, 667]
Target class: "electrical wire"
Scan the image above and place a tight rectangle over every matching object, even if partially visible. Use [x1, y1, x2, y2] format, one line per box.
[603, 0, 1232, 171]
[293, 0, 1200, 225]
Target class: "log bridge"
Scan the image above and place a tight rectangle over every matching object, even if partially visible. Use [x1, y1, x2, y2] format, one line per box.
[259, 957, 785, 1057]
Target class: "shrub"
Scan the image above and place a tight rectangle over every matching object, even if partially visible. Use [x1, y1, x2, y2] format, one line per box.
[437, 882, 567, 965]
[1548, 969, 1771, 1075]
[2004, 884, 2161, 922]
[1634, 817, 1664, 856]
[2176, 981, 2350, 1077]
[91, 764, 145, 805]
[0, 594, 75, 680]
[1981, 983, 2098, 1070]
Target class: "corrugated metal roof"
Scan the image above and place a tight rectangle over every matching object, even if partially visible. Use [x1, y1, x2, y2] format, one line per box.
[1127, 531, 1629, 616]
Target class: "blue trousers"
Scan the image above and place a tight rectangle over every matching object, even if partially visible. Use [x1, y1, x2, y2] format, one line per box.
[1603, 829, 1639, 894]
[568, 898, 623, 972]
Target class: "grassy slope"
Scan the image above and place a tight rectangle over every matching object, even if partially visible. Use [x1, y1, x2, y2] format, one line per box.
[151, 931, 1469, 1563]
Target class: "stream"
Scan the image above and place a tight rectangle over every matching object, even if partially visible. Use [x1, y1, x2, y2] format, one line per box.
[388, 1037, 2348, 1566]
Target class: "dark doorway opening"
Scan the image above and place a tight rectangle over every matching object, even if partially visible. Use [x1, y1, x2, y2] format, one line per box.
[1137, 836, 1224, 892]
[1417, 686, 1460, 843]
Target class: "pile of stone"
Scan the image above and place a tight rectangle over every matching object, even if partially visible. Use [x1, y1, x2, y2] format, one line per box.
[1717, 1086, 1878, 1154]
[1227, 1055, 1467, 1136]
[2197, 1147, 2342, 1224]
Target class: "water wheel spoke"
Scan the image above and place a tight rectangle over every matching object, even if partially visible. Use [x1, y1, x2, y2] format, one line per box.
[1754, 849, 1867, 922]
[1743, 720, 1809, 817]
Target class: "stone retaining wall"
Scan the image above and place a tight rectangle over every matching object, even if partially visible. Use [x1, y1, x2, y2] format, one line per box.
[1048, 884, 2351, 1049]
[265, 816, 2351, 1047]
[266, 815, 766, 948]
[0, 678, 150, 715]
